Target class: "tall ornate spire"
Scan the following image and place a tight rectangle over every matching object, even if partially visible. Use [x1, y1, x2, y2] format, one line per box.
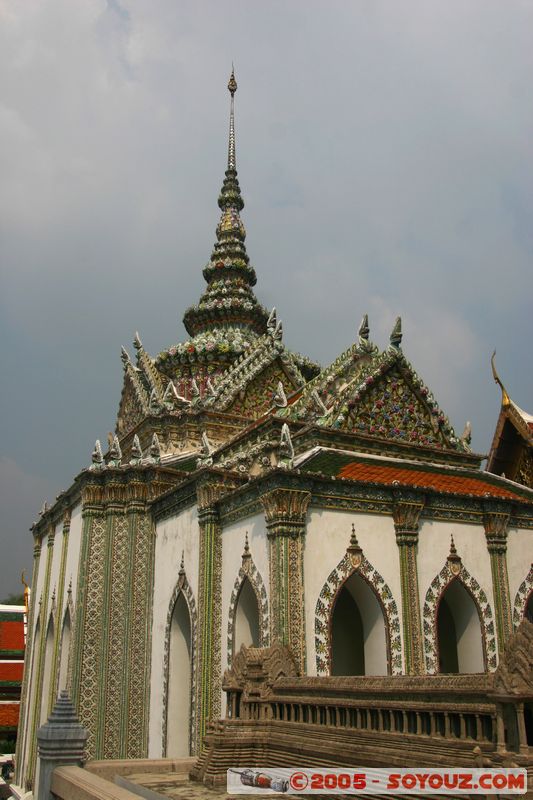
[182, 69, 268, 340]
[227, 67, 237, 171]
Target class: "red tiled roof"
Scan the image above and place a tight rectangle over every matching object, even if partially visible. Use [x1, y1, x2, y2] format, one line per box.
[0, 703, 20, 727]
[0, 662, 24, 682]
[0, 621, 25, 652]
[337, 462, 525, 500]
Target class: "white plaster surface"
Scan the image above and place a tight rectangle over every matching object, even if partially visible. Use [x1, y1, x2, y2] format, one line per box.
[506, 526, 533, 617]
[418, 520, 495, 618]
[148, 505, 199, 758]
[305, 509, 401, 675]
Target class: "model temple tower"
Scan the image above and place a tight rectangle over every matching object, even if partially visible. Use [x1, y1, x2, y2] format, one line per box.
[15, 73, 533, 790]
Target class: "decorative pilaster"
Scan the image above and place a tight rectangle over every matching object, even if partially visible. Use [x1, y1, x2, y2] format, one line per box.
[392, 492, 425, 675]
[15, 537, 42, 786]
[260, 488, 311, 674]
[48, 509, 71, 717]
[484, 503, 512, 654]
[27, 524, 56, 787]
[72, 469, 170, 761]
[195, 478, 230, 751]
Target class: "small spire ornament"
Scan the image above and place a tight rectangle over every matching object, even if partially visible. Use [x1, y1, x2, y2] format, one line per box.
[358, 314, 370, 342]
[311, 389, 328, 415]
[90, 439, 104, 470]
[163, 381, 175, 408]
[190, 378, 200, 398]
[279, 423, 294, 467]
[389, 317, 402, 348]
[149, 433, 161, 464]
[201, 431, 213, 457]
[149, 388, 161, 414]
[133, 331, 143, 351]
[273, 381, 288, 408]
[108, 435, 122, 467]
[267, 307, 277, 334]
[242, 531, 251, 570]
[347, 523, 363, 568]
[447, 535, 462, 575]
[130, 434, 143, 465]
[460, 421, 472, 446]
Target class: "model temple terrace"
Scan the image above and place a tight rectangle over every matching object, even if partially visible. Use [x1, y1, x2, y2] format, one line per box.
[12, 72, 533, 798]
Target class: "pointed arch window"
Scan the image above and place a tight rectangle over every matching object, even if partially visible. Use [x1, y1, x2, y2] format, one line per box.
[40, 616, 55, 724]
[166, 592, 192, 757]
[331, 572, 388, 676]
[437, 580, 484, 673]
[234, 577, 261, 655]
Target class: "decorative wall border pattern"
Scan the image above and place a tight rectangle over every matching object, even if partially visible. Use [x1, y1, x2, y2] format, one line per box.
[314, 552, 402, 676]
[162, 564, 198, 757]
[226, 554, 269, 667]
[422, 561, 497, 673]
[513, 564, 533, 629]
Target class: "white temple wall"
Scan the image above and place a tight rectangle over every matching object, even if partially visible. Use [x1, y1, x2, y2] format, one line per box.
[304, 509, 400, 676]
[417, 519, 495, 638]
[148, 505, 199, 757]
[220, 512, 269, 713]
[506, 526, 533, 611]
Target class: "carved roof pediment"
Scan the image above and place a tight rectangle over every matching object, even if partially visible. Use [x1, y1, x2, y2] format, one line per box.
[281, 345, 466, 455]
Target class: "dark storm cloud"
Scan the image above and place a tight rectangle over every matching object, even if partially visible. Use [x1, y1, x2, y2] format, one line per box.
[1, 0, 532, 595]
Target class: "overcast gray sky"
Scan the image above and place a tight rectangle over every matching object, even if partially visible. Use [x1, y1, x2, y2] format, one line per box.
[1, 0, 532, 598]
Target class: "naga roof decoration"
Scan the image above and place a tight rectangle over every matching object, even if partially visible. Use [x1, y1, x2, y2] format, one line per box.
[277, 316, 467, 456]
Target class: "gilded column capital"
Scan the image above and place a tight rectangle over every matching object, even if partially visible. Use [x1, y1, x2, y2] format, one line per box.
[197, 474, 239, 515]
[260, 488, 311, 536]
[392, 491, 425, 539]
[483, 503, 510, 551]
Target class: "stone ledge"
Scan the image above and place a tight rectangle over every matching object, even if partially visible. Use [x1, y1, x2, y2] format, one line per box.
[85, 758, 196, 781]
[51, 765, 142, 800]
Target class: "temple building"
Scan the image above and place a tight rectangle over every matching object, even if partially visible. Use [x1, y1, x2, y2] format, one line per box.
[15, 73, 533, 792]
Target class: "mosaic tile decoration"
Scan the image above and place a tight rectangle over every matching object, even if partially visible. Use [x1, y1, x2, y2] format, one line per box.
[513, 563, 533, 629]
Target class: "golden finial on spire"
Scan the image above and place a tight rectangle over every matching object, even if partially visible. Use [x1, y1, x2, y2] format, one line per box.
[227, 66, 237, 170]
[491, 351, 510, 407]
[228, 65, 237, 96]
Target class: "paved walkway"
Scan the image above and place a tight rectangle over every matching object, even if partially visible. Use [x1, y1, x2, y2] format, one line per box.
[126, 771, 242, 799]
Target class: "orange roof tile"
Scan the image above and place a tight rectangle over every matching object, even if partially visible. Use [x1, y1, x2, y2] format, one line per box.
[337, 462, 524, 500]
[0, 662, 24, 682]
[0, 703, 19, 727]
[0, 621, 25, 652]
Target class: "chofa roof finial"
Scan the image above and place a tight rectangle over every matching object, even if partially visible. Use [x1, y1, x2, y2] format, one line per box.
[491, 351, 510, 407]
